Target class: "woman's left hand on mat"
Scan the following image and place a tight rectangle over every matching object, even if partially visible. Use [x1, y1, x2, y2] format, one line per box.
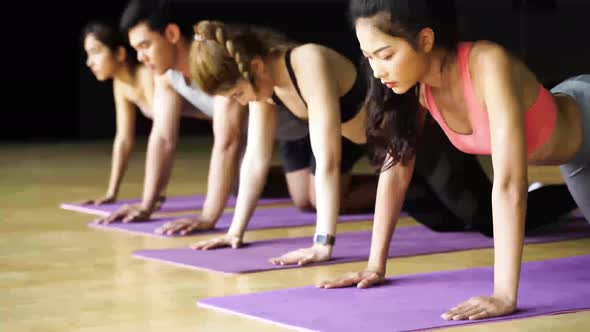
[190, 234, 243, 250]
[155, 217, 215, 235]
[269, 245, 332, 266]
[93, 204, 151, 224]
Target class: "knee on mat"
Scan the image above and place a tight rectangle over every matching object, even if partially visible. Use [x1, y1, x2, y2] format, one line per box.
[293, 198, 315, 212]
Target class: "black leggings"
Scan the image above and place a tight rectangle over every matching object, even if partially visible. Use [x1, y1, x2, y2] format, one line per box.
[405, 123, 577, 237]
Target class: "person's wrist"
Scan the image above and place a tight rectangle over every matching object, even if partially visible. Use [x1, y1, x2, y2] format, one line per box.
[366, 261, 386, 276]
[312, 233, 334, 257]
[312, 243, 333, 259]
[200, 211, 218, 225]
[313, 233, 335, 246]
[139, 203, 155, 214]
[227, 231, 244, 241]
[493, 290, 517, 305]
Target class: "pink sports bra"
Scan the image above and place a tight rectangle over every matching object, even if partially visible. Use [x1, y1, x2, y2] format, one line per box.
[424, 42, 557, 155]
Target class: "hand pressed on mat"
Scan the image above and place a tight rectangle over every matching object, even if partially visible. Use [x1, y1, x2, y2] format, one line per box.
[93, 204, 152, 224]
[317, 268, 385, 289]
[269, 244, 332, 266]
[190, 234, 242, 250]
[441, 294, 516, 320]
[155, 216, 215, 235]
[93, 196, 165, 224]
[80, 194, 116, 206]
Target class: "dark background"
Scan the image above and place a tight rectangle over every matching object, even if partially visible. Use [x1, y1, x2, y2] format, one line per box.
[3, 0, 589, 142]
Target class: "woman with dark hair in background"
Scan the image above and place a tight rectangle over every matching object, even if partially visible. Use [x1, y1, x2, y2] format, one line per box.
[83, 21, 158, 205]
[81, 21, 211, 207]
[320, 0, 584, 322]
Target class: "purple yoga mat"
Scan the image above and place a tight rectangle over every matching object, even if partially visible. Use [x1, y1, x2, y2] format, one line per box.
[133, 219, 590, 274]
[89, 207, 374, 238]
[197, 255, 590, 332]
[60, 195, 290, 216]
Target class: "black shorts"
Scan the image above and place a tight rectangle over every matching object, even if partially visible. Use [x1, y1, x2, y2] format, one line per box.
[279, 135, 366, 174]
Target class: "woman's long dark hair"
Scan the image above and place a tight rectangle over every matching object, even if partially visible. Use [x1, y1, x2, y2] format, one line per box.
[349, 0, 458, 170]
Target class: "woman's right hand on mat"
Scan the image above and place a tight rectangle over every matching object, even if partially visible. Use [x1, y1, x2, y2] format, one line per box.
[80, 194, 116, 205]
[190, 234, 242, 250]
[155, 217, 215, 236]
[316, 269, 385, 289]
[94, 204, 152, 224]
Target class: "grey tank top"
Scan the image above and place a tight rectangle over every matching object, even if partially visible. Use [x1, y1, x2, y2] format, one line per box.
[274, 106, 309, 141]
[166, 69, 215, 118]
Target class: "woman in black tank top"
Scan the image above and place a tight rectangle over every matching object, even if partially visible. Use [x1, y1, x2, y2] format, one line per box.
[187, 20, 379, 266]
[271, 48, 365, 123]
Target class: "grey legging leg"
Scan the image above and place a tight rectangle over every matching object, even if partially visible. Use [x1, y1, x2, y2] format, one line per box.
[560, 164, 590, 222]
[552, 74, 590, 222]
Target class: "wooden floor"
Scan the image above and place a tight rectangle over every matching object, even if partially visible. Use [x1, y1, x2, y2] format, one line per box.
[2, 137, 589, 332]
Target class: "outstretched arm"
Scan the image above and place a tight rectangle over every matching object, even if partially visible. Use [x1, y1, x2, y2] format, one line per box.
[157, 96, 249, 236]
[318, 154, 415, 288]
[190, 101, 277, 249]
[442, 42, 526, 321]
[83, 83, 137, 205]
[201, 97, 246, 222]
[269, 45, 343, 265]
[95, 74, 182, 224]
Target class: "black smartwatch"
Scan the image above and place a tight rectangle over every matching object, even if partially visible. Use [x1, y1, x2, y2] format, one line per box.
[313, 233, 336, 246]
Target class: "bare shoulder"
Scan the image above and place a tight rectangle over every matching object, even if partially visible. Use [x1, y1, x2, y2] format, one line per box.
[290, 43, 330, 65]
[292, 43, 352, 64]
[290, 43, 355, 92]
[112, 78, 128, 101]
[465, 40, 518, 104]
[135, 65, 154, 86]
[153, 70, 174, 91]
[468, 40, 539, 99]
[469, 40, 513, 73]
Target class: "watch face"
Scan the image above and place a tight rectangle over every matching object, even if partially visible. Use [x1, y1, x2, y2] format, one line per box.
[314, 234, 334, 245]
[315, 234, 327, 244]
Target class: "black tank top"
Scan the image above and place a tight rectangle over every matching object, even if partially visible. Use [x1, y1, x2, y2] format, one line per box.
[271, 49, 364, 123]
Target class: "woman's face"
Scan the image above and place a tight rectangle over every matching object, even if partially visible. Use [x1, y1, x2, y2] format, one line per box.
[355, 17, 429, 94]
[222, 67, 275, 106]
[223, 79, 260, 106]
[84, 34, 120, 81]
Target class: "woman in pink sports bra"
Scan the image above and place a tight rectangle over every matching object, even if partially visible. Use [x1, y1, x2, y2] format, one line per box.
[320, 0, 589, 322]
